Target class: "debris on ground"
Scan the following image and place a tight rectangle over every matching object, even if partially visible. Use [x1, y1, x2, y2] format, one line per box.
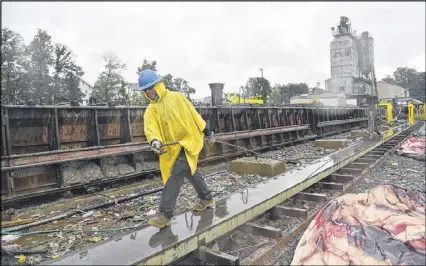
[1, 218, 39, 228]
[2, 234, 21, 243]
[291, 184, 426, 265]
[397, 137, 425, 160]
[396, 124, 426, 161]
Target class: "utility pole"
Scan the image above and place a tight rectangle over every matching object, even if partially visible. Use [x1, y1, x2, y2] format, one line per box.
[260, 68, 264, 94]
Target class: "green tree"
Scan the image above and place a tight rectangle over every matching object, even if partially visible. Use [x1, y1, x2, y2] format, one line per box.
[173, 77, 195, 99]
[136, 59, 157, 74]
[244, 77, 272, 103]
[269, 84, 286, 105]
[162, 73, 175, 90]
[52, 43, 85, 104]
[28, 29, 54, 104]
[92, 53, 127, 104]
[134, 59, 196, 102]
[381, 67, 425, 99]
[268, 83, 309, 105]
[1, 27, 30, 104]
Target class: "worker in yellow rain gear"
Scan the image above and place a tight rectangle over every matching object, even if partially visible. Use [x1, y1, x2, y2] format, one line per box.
[138, 69, 216, 228]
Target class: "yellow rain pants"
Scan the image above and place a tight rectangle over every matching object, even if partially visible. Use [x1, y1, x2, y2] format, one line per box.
[143, 82, 206, 184]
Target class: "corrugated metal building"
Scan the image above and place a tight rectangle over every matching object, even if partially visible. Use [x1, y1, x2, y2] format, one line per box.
[377, 81, 409, 99]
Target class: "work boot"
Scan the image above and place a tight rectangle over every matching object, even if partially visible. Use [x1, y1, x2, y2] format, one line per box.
[148, 213, 171, 228]
[193, 199, 215, 212]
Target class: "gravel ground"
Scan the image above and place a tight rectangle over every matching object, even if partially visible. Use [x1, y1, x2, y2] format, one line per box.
[0, 132, 358, 265]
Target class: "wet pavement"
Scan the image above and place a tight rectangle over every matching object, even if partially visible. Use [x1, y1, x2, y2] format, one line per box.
[45, 139, 377, 265]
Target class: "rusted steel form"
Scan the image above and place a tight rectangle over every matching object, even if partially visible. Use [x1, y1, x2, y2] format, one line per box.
[0, 105, 379, 203]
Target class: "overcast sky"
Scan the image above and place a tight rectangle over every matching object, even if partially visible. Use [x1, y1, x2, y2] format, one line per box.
[2, 1, 425, 98]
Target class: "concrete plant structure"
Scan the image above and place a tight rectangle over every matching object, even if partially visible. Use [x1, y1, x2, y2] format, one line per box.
[325, 16, 378, 106]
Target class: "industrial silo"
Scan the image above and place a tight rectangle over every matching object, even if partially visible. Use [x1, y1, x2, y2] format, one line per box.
[360, 31, 374, 78]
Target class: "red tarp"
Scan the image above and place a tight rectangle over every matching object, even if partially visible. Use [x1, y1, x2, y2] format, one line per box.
[291, 184, 425, 265]
[397, 137, 426, 160]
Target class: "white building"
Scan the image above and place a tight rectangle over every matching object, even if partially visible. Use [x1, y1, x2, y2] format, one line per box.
[79, 78, 93, 106]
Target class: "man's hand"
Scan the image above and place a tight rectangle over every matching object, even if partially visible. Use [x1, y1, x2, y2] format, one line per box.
[151, 140, 164, 155]
[203, 127, 216, 145]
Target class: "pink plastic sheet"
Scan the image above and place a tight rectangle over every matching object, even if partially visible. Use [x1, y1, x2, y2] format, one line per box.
[291, 184, 425, 265]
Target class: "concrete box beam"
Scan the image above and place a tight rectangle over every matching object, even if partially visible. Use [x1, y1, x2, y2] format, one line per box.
[196, 246, 240, 266]
[313, 139, 349, 150]
[229, 157, 286, 177]
[237, 222, 282, 240]
[350, 130, 367, 137]
[270, 206, 307, 218]
[293, 192, 327, 202]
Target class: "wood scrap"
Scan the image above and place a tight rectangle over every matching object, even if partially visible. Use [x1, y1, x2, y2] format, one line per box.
[1, 218, 39, 228]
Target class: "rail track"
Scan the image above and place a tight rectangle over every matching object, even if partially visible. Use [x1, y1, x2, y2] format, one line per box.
[24, 121, 418, 266]
[177, 122, 421, 266]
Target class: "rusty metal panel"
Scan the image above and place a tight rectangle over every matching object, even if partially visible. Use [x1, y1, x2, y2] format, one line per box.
[97, 109, 122, 146]
[13, 166, 57, 194]
[129, 109, 146, 143]
[58, 108, 91, 150]
[8, 108, 52, 155]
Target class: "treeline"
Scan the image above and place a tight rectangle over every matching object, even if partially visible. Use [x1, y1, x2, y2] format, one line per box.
[234, 76, 310, 105]
[249, 66, 426, 105]
[1, 28, 84, 105]
[381, 67, 425, 99]
[1, 28, 196, 106]
[2, 27, 424, 106]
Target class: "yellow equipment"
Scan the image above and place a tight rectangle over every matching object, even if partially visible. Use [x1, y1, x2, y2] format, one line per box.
[408, 103, 414, 125]
[424, 104, 426, 121]
[377, 102, 393, 123]
[376, 102, 394, 138]
[412, 103, 425, 121]
[225, 92, 264, 105]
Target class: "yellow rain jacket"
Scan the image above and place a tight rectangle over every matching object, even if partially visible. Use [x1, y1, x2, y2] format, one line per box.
[143, 82, 206, 184]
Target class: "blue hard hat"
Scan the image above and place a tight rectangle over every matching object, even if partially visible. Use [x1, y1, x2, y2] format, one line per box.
[138, 69, 163, 90]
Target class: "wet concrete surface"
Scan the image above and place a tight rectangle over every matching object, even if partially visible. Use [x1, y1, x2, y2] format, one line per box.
[43, 139, 376, 265]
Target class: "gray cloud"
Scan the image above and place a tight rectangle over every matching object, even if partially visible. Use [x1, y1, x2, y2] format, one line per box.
[2, 2, 425, 98]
